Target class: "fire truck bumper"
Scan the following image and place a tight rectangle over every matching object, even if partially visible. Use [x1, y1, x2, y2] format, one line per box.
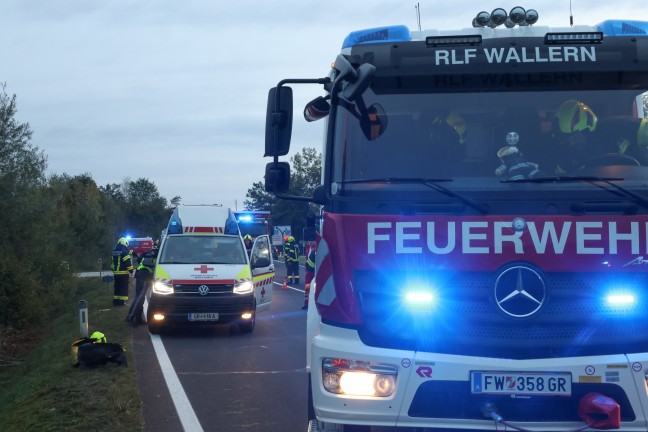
[311, 323, 648, 431]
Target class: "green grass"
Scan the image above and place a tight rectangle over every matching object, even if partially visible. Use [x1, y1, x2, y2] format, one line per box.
[0, 278, 143, 432]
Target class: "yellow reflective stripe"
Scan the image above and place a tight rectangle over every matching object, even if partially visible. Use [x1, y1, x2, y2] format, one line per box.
[113, 295, 128, 300]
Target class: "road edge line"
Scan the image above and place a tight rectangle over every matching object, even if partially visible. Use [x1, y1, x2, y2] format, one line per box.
[149, 333, 204, 432]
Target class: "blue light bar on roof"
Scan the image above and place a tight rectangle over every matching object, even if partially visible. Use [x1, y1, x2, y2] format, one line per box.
[597, 20, 648, 36]
[342, 25, 411, 49]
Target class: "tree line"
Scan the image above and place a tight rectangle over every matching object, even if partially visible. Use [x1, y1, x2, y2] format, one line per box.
[0, 84, 173, 328]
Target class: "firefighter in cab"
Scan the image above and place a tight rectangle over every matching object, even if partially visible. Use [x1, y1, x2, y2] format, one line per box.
[284, 235, 300, 285]
[243, 234, 253, 256]
[111, 237, 133, 306]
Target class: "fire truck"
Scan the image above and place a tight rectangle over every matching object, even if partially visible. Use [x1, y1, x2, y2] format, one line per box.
[264, 7, 648, 432]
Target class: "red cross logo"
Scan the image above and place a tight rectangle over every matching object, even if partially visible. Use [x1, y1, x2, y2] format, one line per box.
[194, 265, 214, 274]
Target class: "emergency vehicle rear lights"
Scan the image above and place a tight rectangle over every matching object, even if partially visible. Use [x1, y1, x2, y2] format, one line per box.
[545, 32, 603, 44]
[153, 313, 165, 321]
[426, 35, 482, 47]
[341, 25, 410, 49]
[322, 358, 397, 397]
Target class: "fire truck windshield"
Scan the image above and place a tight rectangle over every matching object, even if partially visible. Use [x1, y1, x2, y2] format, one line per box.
[332, 86, 648, 190]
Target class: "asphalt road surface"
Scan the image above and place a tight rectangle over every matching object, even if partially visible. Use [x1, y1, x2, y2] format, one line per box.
[131, 260, 308, 432]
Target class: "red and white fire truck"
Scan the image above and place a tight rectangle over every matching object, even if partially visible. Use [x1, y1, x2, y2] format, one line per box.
[264, 7, 648, 432]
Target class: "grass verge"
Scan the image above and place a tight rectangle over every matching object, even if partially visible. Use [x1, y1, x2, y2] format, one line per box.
[0, 277, 142, 432]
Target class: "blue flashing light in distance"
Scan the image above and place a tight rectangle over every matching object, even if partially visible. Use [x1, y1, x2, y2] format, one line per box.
[125, 235, 132, 240]
[238, 214, 253, 222]
[342, 25, 411, 49]
[597, 20, 648, 36]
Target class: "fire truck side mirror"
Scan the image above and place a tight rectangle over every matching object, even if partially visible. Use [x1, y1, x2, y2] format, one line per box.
[264, 162, 291, 194]
[265, 86, 293, 157]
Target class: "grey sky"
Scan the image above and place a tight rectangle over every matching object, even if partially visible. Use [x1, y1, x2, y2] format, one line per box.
[3, 1, 647, 209]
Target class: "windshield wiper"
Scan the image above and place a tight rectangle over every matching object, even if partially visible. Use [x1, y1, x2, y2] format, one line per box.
[503, 176, 648, 210]
[339, 178, 488, 214]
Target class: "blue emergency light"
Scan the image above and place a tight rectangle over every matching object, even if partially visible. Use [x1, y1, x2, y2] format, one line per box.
[238, 214, 253, 222]
[342, 25, 411, 49]
[597, 20, 648, 36]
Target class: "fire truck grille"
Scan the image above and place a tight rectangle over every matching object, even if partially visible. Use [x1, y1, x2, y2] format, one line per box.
[354, 270, 648, 359]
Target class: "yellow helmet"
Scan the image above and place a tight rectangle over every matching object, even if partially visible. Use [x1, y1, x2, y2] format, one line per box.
[118, 237, 129, 247]
[555, 100, 597, 134]
[243, 235, 252, 241]
[445, 111, 467, 144]
[288, 236, 295, 242]
[638, 119, 648, 148]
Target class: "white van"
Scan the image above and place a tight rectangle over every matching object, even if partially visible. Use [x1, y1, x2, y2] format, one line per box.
[143, 205, 274, 334]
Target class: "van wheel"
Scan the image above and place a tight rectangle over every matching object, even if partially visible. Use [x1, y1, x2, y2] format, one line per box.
[238, 313, 255, 333]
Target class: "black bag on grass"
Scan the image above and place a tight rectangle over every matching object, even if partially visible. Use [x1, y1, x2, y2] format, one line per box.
[71, 337, 127, 368]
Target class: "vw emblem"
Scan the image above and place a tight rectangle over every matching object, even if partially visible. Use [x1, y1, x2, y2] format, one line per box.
[494, 266, 546, 318]
[198, 285, 210, 296]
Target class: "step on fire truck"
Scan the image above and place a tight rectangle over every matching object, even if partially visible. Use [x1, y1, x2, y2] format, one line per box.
[263, 6, 648, 432]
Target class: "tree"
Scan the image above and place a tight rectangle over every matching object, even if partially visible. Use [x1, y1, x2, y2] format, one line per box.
[244, 147, 321, 244]
[123, 178, 171, 238]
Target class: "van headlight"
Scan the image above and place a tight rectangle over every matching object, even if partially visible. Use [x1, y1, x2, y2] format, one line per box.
[322, 358, 397, 397]
[234, 281, 253, 294]
[153, 280, 174, 295]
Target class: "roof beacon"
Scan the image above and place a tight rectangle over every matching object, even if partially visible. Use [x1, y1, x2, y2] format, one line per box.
[473, 7, 539, 28]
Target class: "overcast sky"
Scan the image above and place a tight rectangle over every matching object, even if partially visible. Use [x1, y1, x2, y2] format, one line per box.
[3, 1, 648, 209]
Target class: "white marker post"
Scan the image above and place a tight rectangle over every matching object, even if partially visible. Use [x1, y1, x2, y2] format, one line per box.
[79, 300, 88, 338]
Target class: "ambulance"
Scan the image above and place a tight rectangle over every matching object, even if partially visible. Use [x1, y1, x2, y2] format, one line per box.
[143, 204, 274, 334]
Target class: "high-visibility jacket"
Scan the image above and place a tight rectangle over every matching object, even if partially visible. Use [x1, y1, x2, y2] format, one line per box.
[111, 243, 133, 275]
[283, 240, 299, 262]
[135, 253, 156, 279]
[305, 249, 315, 274]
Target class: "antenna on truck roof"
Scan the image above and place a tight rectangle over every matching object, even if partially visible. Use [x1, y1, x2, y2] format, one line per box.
[415, 2, 421, 31]
[570, 0, 574, 26]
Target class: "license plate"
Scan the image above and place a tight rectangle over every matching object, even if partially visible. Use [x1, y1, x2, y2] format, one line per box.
[188, 312, 219, 321]
[471, 371, 572, 396]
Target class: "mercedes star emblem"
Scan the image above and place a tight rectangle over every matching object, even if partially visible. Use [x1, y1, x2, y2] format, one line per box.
[494, 266, 546, 318]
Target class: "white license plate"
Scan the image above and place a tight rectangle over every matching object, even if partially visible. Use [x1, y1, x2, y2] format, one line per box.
[471, 371, 571, 396]
[188, 312, 219, 321]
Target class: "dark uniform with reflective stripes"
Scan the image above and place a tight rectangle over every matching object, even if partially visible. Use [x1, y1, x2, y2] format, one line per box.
[284, 236, 300, 285]
[303, 246, 315, 309]
[111, 237, 133, 306]
[126, 248, 157, 325]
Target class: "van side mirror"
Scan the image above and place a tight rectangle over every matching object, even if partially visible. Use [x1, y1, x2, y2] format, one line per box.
[265, 162, 291, 193]
[265, 86, 293, 157]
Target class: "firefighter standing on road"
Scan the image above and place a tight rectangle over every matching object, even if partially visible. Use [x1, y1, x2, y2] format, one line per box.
[284, 235, 300, 285]
[126, 247, 157, 326]
[111, 237, 133, 306]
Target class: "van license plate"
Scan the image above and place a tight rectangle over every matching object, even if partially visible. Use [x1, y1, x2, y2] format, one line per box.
[188, 313, 219, 321]
[471, 371, 571, 396]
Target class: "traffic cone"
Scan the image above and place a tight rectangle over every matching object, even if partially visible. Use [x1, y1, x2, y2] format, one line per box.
[283, 279, 288, 290]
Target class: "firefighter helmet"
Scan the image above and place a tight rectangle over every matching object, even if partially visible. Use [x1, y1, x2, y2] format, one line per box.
[243, 235, 252, 241]
[118, 237, 129, 247]
[288, 236, 295, 242]
[555, 100, 598, 134]
[445, 111, 467, 144]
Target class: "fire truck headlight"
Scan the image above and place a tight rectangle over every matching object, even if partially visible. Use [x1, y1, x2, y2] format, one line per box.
[153, 280, 174, 295]
[234, 281, 254, 294]
[322, 358, 397, 397]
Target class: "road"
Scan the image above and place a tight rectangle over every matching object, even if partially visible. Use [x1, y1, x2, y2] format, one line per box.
[131, 260, 308, 432]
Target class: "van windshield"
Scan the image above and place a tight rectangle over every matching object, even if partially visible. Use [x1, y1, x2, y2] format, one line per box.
[158, 235, 247, 265]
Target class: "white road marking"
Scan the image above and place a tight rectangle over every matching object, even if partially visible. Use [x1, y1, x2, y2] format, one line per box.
[150, 333, 204, 432]
[273, 281, 304, 293]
